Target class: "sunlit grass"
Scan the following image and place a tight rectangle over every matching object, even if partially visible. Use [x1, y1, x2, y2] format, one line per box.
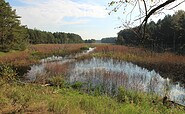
[85, 45, 185, 85]
[0, 44, 88, 65]
[0, 81, 184, 114]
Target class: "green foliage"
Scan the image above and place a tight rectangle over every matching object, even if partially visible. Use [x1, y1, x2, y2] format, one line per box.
[117, 10, 185, 55]
[117, 87, 145, 105]
[93, 85, 105, 96]
[0, 65, 17, 83]
[84, 39, 96, 43]
[48, 98, 68, 113]
[7, 89, 31, 111]
[28, 29, 84, 44]
[0, 82, 184, 113]
[48, 75, 65, 88]
[71, 81, 84, 90]
[80, 46, 89, 51]
[117, 87, 128, 103]
[0, 0, 28, 52]
[101, 37, 116, 44]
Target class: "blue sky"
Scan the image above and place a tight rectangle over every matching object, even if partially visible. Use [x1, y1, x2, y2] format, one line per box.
[6, 0, 185, 40]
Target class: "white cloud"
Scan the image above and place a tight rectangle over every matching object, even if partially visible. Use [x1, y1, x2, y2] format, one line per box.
[15, 0, 108, 31]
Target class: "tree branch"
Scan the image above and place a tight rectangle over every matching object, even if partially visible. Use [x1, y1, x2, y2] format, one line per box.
[139, 0, 176, 39]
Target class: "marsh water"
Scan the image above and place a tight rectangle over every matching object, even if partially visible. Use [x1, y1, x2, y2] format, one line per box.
[26, 48, 185, 106]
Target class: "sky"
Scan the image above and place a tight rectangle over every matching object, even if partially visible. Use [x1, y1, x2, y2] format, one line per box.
[5, 0, 185, 40]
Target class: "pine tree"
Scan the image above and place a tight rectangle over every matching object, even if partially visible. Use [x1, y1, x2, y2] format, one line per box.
[0, 0, 28, 52]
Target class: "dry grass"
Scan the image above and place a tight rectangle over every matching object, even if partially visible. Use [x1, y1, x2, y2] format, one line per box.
[45, 62, 70, 77]
[30, 44, 86, 54]
[0, 44, 86, 66]
[88, 45, 185, 85]
[0, 50, 34, 66]
[1, 44, 185, 84]
[0, 44, 185, 113]
[93, 45, 185, 64]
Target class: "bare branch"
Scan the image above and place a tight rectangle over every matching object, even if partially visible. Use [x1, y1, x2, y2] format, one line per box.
[168, 0, 185, 10]
[142, 0, 148, 39]
[142, 0, 176, 26]
[139, 0, 176, 39]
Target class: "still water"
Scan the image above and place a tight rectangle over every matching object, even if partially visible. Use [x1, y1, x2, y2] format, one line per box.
[26, 48, 185, 106]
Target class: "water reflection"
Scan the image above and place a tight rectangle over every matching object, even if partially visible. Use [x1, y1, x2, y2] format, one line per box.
[26, 47, 185, 106]
[69, 58, 185, 106]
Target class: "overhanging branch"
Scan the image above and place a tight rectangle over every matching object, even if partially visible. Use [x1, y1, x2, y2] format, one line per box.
[139, 0, 176, 37]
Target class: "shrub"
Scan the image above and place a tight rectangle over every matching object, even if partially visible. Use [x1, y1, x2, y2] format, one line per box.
[71, 81, 84, 90]
[0, 65, 17, 83]
[48, 75, 65, 88]
[117, 87, 128, 103]
[117, 87, 144, 104]
[80, 46, 89, 51]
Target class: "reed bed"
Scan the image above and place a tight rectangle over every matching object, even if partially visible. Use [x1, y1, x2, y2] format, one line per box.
[87, 45, 185, 85]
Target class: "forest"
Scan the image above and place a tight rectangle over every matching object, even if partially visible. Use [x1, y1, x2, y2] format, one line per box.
[117, 10, 185, 55]
[101, 37, 116, 44]
[0, 0, 83, 52]
[28, 29, 83, 44]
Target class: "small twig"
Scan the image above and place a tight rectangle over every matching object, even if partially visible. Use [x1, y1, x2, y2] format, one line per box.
[168, 0, 185, 10]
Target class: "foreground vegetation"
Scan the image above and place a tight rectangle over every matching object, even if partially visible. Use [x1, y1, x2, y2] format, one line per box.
[0, 44, 185, 113]
[0, 79, 184, 113]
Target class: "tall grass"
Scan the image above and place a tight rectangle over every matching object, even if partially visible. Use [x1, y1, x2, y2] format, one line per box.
[0, 44, 87, 65]
[0, 44, 185, 113]
[86, 45, 185, 85]
[0, 45, 184, 114]
[0, 44, 88, 77]
[0, 81, 184, 114]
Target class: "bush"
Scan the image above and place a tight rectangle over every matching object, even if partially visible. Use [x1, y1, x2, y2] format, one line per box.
[80, 46, 89, 51]
[48, 75, 65, 88]
[71, 81, 84, 90]
[0, 65, 17, 83]
[117, 87, 128, 103]
[117, 87, 143, 104]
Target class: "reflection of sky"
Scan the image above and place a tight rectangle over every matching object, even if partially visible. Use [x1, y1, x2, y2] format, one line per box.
[6, 0, 185, 40]
[26, 47, 185, 105]
[70, 58, 185, 105]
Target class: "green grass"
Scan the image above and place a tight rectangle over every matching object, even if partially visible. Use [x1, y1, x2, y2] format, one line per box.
[0, 52, 6, 56]
[0, 81, 184, 114]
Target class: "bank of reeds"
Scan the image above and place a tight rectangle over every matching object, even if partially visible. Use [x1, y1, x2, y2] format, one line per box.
[0, 44, 87, 76]
[0, 44, 185, 113]
[86, 45, 185, 85]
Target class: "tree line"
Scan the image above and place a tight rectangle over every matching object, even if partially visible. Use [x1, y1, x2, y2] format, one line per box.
[28, 29, 83, 44]
[117, 10, 185, 55]
[101, 37, 116, 44]
[0, 0, 83, 52]
[84, 39, 96, 43]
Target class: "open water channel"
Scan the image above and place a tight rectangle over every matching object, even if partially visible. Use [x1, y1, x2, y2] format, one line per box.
[25, 47, 185, 106]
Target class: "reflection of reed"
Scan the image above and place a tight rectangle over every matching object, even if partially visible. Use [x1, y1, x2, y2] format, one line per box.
[70, 58, 162, 92]
[45, 62, 70, 76]
[69, 58, 185, 105]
